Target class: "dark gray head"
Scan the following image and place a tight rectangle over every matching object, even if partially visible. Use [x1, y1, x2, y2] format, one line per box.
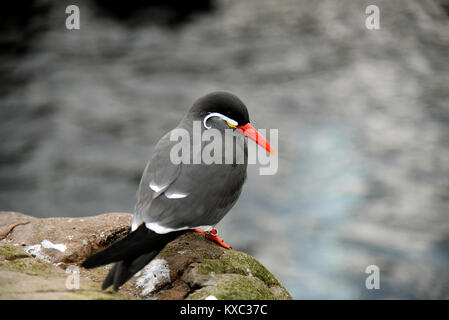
[188, 91, 250, 127]
[185, 91, 274, 155]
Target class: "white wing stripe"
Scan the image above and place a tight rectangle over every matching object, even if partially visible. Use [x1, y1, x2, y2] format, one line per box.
[149, 181, 165, 193]
[145, 222, 181, 234]
[145, 222, 212, 234]
[164, 190, 189, 199]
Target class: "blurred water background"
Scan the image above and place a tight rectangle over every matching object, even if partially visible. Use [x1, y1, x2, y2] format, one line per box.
[1, 0, 449, 299]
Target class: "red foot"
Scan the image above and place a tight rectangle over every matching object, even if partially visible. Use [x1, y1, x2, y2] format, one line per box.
[194, 228, 231, 249]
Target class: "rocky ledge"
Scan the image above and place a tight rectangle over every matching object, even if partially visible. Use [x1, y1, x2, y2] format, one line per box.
[0, 211, 291, 300]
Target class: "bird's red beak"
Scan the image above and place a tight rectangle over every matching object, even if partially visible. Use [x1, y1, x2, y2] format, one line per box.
[237, 123, 275, 155]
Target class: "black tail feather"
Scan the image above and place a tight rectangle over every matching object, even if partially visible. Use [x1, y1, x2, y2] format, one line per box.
[112, 261, 129, 292]
[82, 224, 185, 269]
[81, 223, 186, 291]
[102, 262, 118, 290]
[106, 251, 158, 291]
[82, 224, 156, 268]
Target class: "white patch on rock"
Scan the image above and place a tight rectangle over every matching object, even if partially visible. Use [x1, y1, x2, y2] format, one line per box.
[82, 239, 88, 246]
[41, 240, 67, 252]
[24, 244, 41, 255]
[135, 259, 170, 296]
[24, 244, 50, 262]
[205, 295, 218, 300]
[67, 219, 73, 223]
[246, 268, 253, 277]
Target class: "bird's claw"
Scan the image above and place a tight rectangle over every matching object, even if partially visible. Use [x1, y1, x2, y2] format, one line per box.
[194, 228, 232, 249]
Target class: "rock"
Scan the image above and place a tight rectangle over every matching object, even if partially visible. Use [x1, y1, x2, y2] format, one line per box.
[0, 244, 131, 300]
[0, 211, 292, 300]
[0, 211, 132, 265]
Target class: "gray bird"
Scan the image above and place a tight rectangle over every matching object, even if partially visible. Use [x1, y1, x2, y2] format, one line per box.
[82, 91, 274, 291]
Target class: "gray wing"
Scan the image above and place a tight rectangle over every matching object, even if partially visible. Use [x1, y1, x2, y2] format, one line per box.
[132, 130, 181, 229]
[132, 127, 247, 232]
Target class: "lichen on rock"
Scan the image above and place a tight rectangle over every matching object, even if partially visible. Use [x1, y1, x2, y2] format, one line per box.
[0, 243, 130, 300]
[189, 250, 291, 300]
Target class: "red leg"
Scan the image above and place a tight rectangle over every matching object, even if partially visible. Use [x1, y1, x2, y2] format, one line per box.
[194, 228, 231, 249]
